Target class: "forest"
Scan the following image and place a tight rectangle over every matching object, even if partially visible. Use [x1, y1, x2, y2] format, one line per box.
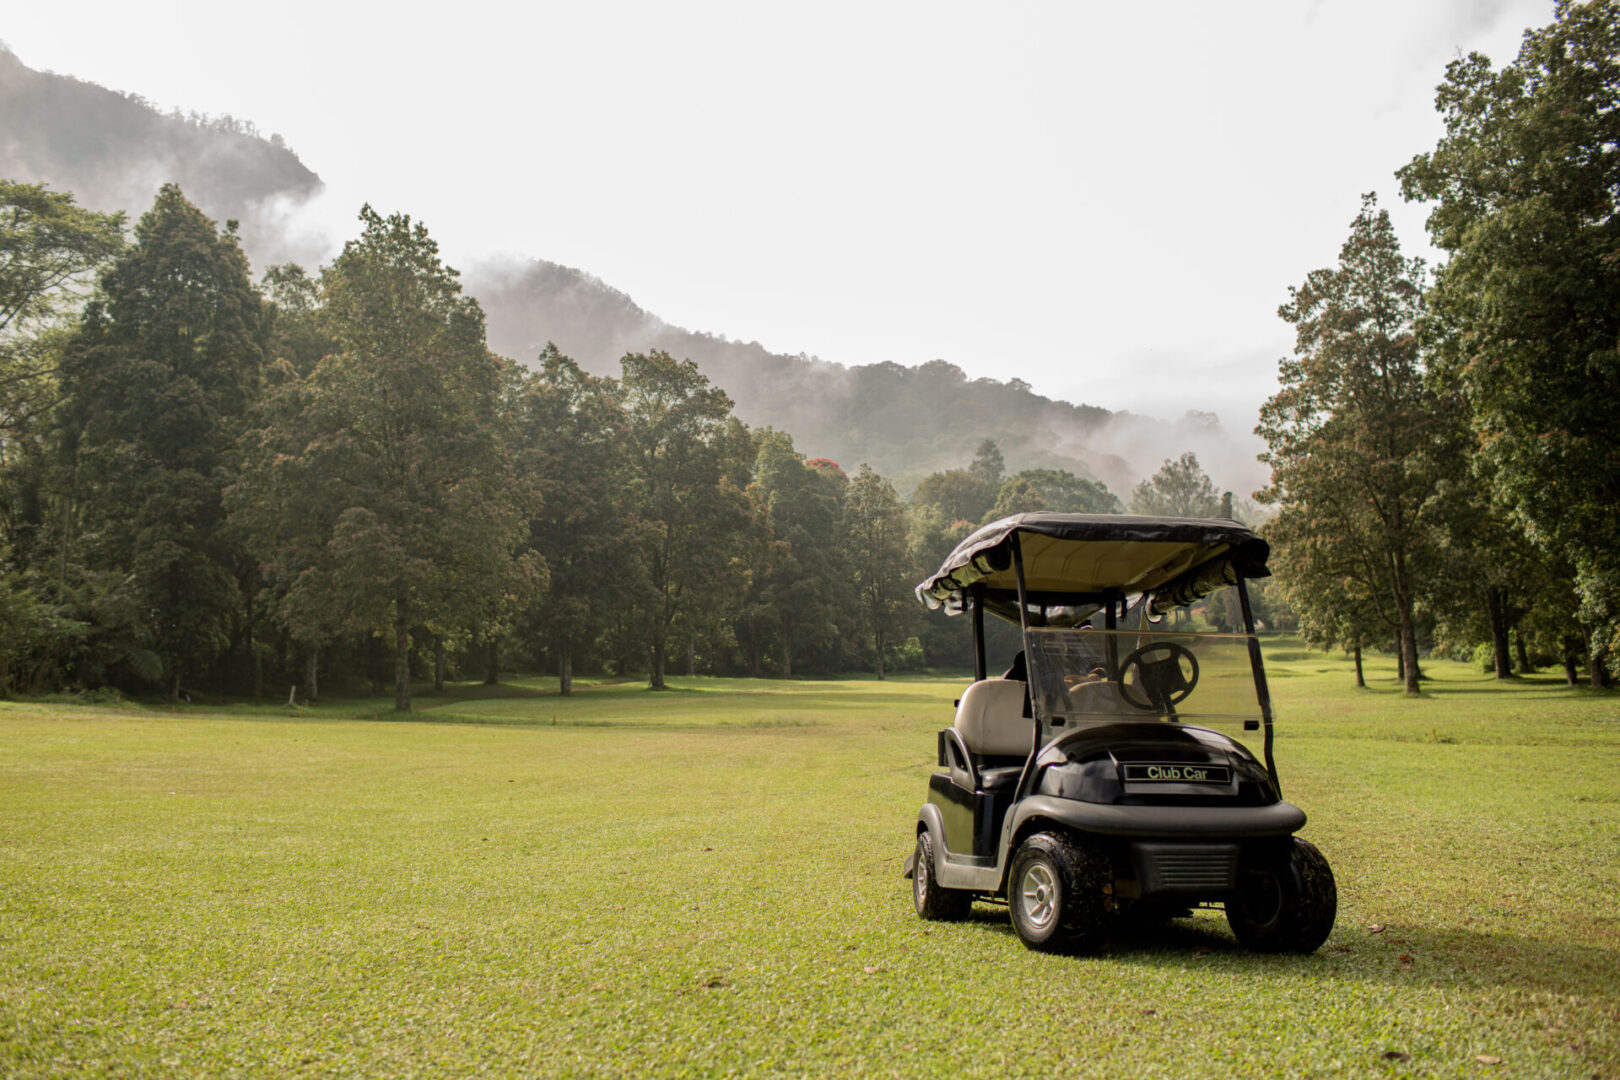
[0, 0, 1614, 706]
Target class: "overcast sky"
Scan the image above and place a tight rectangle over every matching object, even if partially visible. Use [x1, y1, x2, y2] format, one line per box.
[5, 0, 1552, 442]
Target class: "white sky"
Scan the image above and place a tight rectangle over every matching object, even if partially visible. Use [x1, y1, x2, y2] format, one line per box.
[4, 0, 1550, 444]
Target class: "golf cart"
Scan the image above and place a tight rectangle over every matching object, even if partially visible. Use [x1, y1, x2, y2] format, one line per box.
[902, 512, 1335, 954]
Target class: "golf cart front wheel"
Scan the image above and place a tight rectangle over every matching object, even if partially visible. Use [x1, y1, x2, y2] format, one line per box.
[912, 831, 971, 921]
[1008, 832, 1109, 954]
[1225, 837, 1337, 953]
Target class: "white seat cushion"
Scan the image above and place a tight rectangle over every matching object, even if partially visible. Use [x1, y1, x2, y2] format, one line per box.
[954, 678, 1032, 757]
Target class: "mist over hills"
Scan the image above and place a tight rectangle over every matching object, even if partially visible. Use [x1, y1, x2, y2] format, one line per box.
[1, 46, 1258, 496]
[0, 45, 326, 267]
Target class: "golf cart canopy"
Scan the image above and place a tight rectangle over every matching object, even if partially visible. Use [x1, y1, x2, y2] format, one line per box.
[916, 512, 1270, 623]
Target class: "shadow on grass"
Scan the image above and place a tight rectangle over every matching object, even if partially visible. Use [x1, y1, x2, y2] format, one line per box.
[953, 906, 1618, 998]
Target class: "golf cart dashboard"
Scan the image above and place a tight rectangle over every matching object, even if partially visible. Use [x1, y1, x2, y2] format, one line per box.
[1032, 722, 1278, 807]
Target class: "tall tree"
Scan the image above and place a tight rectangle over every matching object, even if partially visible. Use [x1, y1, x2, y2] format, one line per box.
[0, 180, 125, 441]
[968, 438, 1005, 494]
[1257, 195, 1459, 694]
[513, 345, 636, 695]
[619, 350, 749, 689]
[232, 206, 533, 711]
[1398, 0, 1620, 672]
[845, 463, 913, 679]
[57, 184, 262, 699]
[749, 430, 846, 677]
[911, 468, 994, 527]
[1130, 451, 1221, 518]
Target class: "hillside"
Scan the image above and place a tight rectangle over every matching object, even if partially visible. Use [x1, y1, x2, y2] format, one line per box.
[0, 44, 323, 265]
[468, 258, 1248, 492]
[1, 47, 1252, 494]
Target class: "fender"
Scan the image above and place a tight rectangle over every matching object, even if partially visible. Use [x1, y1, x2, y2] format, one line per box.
[916, 803, 1011, 892]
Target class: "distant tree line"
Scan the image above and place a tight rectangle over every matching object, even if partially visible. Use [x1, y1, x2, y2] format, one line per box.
[1256, 0, 1619, 691]
[0, 179, 1148, 704]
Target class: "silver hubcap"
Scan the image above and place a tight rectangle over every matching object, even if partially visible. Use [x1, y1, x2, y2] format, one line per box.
[1020, 862, 1058, 931]
[915, 845, 929, 904]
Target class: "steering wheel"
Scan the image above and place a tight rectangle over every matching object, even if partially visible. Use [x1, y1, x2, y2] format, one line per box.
[1118, 642, 1200, 713]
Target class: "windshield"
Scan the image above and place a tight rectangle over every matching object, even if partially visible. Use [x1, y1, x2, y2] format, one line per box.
[1025, 626, 1265, 740]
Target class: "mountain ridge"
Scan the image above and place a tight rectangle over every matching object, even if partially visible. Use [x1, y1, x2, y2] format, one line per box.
[1, 47, 1251, 495]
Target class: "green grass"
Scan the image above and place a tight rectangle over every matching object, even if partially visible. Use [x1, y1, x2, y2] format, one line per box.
[1, 643, 1616, 1078]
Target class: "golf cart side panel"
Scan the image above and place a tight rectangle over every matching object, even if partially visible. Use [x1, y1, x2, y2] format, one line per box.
[927, 771, 1017, 859]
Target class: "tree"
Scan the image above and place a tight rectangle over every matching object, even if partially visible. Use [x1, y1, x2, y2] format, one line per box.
[748, 430, 846, 676]
[513, 345, 636, 695]
[0, 180, 125, 439]
[232, 206, 533, 711]
[1014, 468, 1123, 514]
[845, 463, 914, 679]
[1257, 195, 1460, 694]
[969, 438, 1005, 493]
[1130, 452, 1221, 518]
[619, 350, 749, 689]
[1398, 0, 1620, 675]
[911, 468, 993, 527]
[56, 184, 262, 699]
[986, 474, 1046, 522]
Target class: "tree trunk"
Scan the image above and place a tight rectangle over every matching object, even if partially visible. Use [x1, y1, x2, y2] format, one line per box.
[393, 595, 411, 712]
[747, 621, 762, 679]
[685, 637, 695, 677]
[558, 642, 573, 697]
[168, 669, 180, 704]
[1397, 608, 1420, 695]
[58, 490, 72, 590]
[485, 637, 499, 686]
[1353, 643, 1364, 688]
[1390, 556, 1421, 693]
[1486, 587, 1512, 679]
[650, 640, 666, 690]
[874, 629, 886, 681]
[304, 646, 319, 702]
[1395, 642, 1405, 683]
[782, 620, 794, 679]
[433, 635, 446, 693]
[1583, 626, 1613, 688]
[1562, 637, 1580, 686]
[249, 618, 263, 704]
[1515, 629, 1533, 674]
[367, 634, 384, 694]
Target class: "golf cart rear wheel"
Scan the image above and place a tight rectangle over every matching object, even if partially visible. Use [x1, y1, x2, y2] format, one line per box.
[912, 831, 971, 921]
[1226, 837, 1337, 953]
[1008, 831, 1109, 954]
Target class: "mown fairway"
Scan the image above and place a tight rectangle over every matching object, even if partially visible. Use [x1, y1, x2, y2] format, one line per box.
[2, 647, 1617, 1079]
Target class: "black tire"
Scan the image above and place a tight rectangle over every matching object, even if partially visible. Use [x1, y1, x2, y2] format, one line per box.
[1226, 837, 1337, 953]
[912, 831, 971, 921]
[1007, 831, 1110, 954]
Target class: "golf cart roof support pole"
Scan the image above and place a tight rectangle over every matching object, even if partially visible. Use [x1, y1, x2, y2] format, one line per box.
[1011, 532, 1032, 639]
[1237, 577, 1281, 796]
[1010, 533, 1042, 802]
[972, 587, 986, 683]
[1104, 593, 1119, 680]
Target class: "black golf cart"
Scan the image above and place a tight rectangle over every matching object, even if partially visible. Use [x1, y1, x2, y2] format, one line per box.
[902, 512, 1335, 954]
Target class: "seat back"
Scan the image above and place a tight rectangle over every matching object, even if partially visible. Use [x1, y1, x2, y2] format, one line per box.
[954, 678, 1033, 757]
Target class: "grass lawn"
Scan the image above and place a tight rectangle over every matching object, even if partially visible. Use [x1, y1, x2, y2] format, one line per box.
[1, 644, 1617, 1078]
